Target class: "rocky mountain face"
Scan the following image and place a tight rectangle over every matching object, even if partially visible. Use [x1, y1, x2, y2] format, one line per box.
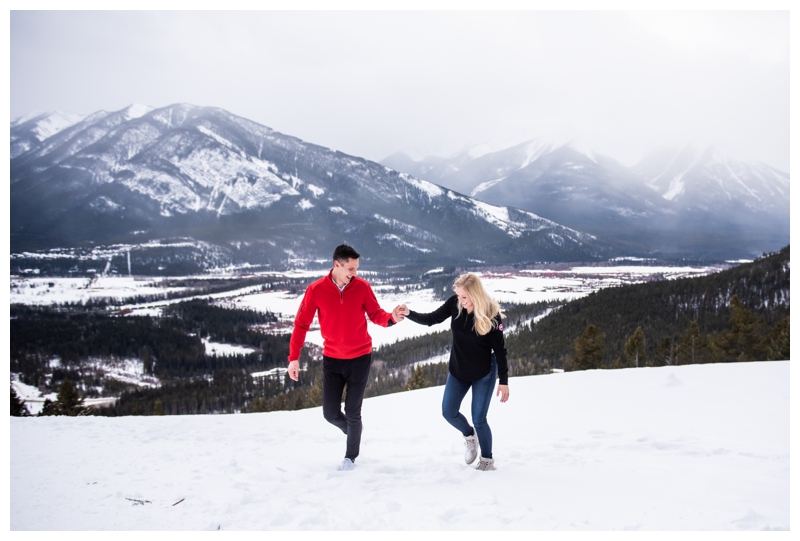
[381, 139, 789, 259]
[10, 104, 609, 272]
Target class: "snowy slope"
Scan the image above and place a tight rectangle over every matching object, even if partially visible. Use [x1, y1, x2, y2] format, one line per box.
[10, 361, 789, 530]
[633, 144, 790, 213]
[10, 110, 87, 158]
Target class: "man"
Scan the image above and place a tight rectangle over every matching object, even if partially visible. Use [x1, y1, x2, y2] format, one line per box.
[287, 244, 405, 471]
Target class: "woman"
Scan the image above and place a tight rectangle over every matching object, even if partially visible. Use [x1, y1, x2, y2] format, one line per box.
[402, 272, 509, 471]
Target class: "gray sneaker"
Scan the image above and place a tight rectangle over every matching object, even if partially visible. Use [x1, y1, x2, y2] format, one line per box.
[464, 430, 479, 465]
[476, 457, 496, 471]
[337, 458, 356, 471]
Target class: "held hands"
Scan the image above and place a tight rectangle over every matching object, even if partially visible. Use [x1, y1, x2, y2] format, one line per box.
[392, 304, 409, 323]
[496, 384, 510, 403]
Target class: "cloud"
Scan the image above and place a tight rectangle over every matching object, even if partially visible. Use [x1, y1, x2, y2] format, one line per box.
[10, 9, 789, 171]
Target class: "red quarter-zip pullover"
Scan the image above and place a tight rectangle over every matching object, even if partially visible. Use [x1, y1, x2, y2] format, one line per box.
[288, 270, 396, 362]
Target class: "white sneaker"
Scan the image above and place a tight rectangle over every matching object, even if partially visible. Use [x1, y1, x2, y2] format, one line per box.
[464, 430, 479, 465]
[476, 457, 496, 471]
[337, 458, 356, 471]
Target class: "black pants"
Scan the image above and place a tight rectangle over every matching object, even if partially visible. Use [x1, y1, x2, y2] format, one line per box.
[322, 353, 372, 461]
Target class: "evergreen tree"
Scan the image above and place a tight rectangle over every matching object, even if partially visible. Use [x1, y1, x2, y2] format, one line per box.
[247, 396, 271, 413]
[140, 346, 154, 375]
[40, 398, 58, 416]
[570, 325, 605, 371]
[677, 320, 709, 365]
[765, 316, 790, 360]
[655, 336, 677, 366]
[40, 379, 87, 416]
[152, 399, 165, 415]
[11, 386, 30, 417]
[713, 295, 768, 362]
[271, 393, 289, 411]
[624, 327, 648, 368]
[405, 365, 433, 391]
[306, 377, 323, 407]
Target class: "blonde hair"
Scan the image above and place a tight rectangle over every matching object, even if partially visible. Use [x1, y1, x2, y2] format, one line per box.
[454, 273, 502, 336]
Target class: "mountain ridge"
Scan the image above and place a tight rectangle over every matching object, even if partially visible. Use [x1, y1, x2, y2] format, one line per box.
[381, 137, 789, 259]
[10, 104, 609, 272]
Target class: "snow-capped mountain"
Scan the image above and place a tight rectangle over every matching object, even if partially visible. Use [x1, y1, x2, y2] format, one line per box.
[633, 144, 789, 215]
[381, 139, 790, 259]
[10, 104, 609, 269]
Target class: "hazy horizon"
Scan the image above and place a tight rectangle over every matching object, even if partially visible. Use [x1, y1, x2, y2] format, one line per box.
[10, 9, 790, 171]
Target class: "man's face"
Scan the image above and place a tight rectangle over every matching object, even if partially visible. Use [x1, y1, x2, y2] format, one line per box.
[333, 258, 359, 284]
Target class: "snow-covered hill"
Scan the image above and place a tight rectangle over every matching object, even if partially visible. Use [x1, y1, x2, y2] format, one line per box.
[10, 104, 608, 267]
[10, 361, 788, 530]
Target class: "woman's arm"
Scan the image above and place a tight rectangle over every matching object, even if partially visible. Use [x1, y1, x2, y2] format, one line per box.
[489, 315, 509, 385]
[405, 295, 456, 326]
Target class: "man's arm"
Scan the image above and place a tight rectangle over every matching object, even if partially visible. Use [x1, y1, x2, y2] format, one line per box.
[363, 282, 399, 327]
[287, 286, 317, 381]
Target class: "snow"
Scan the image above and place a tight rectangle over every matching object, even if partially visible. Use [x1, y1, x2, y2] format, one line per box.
[306, 184, 325, 197]
[663, 174, 687, 201]
[202, 339, 257, 357]
[375, 234, 431, 253]
[470, 176, 506, 197]
[401, 173, 444, 199]
[10, 276, 190, 306]
[9, 361, 789, 530]
[519, 138, 550, 168]
[470, 201, 518, 237]
[123, 103, 154, 121]
[31, 111, 86, 141]
[11, 377, 57, 416]
[251, 367, 288, 380]
[196, 125, 236, 149]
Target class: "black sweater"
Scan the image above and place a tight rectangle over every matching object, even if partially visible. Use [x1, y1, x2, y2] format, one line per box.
[407, 295, 508, 385]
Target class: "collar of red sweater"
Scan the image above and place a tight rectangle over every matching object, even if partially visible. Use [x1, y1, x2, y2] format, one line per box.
[326, 268, 362, 290]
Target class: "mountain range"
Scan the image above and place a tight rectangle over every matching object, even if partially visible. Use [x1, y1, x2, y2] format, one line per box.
[381, 138, 789, 259]
[10, 104, 607, 272]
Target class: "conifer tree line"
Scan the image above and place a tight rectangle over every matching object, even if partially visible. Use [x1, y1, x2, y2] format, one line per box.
[506, 246, 789, 371]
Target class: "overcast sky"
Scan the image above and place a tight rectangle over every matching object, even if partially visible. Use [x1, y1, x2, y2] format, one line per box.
[10, 8, 790, 171]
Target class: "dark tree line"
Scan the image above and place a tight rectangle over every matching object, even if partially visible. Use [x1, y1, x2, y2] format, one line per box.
[506, 246, 790, 371]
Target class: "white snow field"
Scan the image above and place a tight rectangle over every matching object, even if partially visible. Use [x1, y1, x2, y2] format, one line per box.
[10, 361, 788, 531]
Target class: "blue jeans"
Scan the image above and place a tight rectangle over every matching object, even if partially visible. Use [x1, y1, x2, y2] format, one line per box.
[441, 356, 498, 459]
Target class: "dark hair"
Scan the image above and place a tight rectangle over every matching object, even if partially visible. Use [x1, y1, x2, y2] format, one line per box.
[333, 244, 360, 263]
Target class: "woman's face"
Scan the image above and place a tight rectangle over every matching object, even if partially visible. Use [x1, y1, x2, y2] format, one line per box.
[455, 286, 473, 312]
